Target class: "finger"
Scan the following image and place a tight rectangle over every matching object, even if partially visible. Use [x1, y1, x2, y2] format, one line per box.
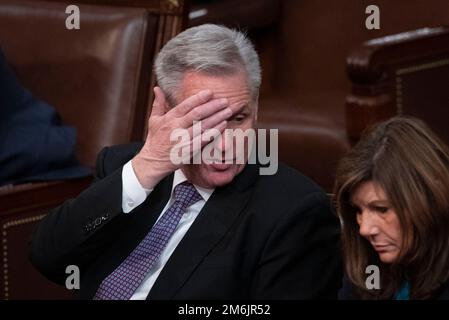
[172, 121, 227, 164]
[230, 103, 247, 115]
[187, 110, 229, 139]
[181, 98, 230, 127]
[200, 107, 233, 131]
[151, 87, 169, 116]
[191, 120, 228, 156]
[201, 120, 227, 147]
[173, 89, 213, 117]
[170, 130, 205, 164]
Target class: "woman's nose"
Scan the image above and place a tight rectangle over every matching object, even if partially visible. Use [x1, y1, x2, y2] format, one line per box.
[357, 211, 380, 238]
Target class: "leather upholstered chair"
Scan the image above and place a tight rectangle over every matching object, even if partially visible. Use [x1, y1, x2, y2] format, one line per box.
[189, 0, 449, 191]
[346, 26, 449, 145]
[0, 0, 186, 299]
[189, 0, 350, 191]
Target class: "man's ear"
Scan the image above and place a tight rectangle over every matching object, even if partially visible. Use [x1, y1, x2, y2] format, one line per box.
[151, 86, 170, 116]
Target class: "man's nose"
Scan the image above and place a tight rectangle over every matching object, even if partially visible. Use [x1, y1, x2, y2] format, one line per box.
[215, 129, 233, 154]
[357, 211, 380, 238]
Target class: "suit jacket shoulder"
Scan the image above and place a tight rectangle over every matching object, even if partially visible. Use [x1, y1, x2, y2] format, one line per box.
[248, 162, 332, 228]
[95, 142, 144, 178]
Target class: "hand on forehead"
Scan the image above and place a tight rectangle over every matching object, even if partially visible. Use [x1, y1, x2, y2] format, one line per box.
[180, 71, 252, 115]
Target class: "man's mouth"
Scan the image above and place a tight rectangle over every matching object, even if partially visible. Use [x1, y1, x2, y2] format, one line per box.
[208, 162, 234, 171]
[204, 157, 236, 164]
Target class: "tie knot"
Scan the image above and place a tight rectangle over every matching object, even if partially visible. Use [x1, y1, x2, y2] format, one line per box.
[173, 181, 202, 208]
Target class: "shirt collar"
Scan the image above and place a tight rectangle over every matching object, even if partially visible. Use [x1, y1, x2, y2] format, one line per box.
[172, 169, 214, 202]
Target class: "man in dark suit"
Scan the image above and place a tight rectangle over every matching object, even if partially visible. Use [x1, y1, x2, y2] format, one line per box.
[30, 24, 341, 299]
[0, 47, 89, 185]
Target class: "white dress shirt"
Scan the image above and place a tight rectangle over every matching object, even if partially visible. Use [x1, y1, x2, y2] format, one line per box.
[120, 160, 214, 300]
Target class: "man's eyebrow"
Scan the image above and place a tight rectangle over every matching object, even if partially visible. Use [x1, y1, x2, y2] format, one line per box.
[235, 104, 250, 113]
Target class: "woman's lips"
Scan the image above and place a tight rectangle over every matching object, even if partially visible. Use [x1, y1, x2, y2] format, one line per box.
[372, 244, 392, 252]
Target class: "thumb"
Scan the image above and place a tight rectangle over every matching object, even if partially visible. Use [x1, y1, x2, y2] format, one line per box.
[151, 86, 169, 116]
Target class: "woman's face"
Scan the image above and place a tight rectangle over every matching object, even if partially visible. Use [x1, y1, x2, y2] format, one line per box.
[351, 181, 402, 263]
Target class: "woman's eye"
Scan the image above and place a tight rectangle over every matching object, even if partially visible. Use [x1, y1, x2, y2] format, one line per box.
[375, 206, 389, 213]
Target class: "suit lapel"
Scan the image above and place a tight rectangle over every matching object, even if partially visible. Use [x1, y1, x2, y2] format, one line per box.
[147, 164, 259, 299]
[85, 172, 174, 299]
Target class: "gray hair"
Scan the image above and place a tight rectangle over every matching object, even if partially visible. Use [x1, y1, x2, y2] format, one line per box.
[154, 24, 261, 106]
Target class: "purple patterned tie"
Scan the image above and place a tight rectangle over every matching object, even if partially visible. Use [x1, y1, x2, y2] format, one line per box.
[93, 181, 202, 300]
